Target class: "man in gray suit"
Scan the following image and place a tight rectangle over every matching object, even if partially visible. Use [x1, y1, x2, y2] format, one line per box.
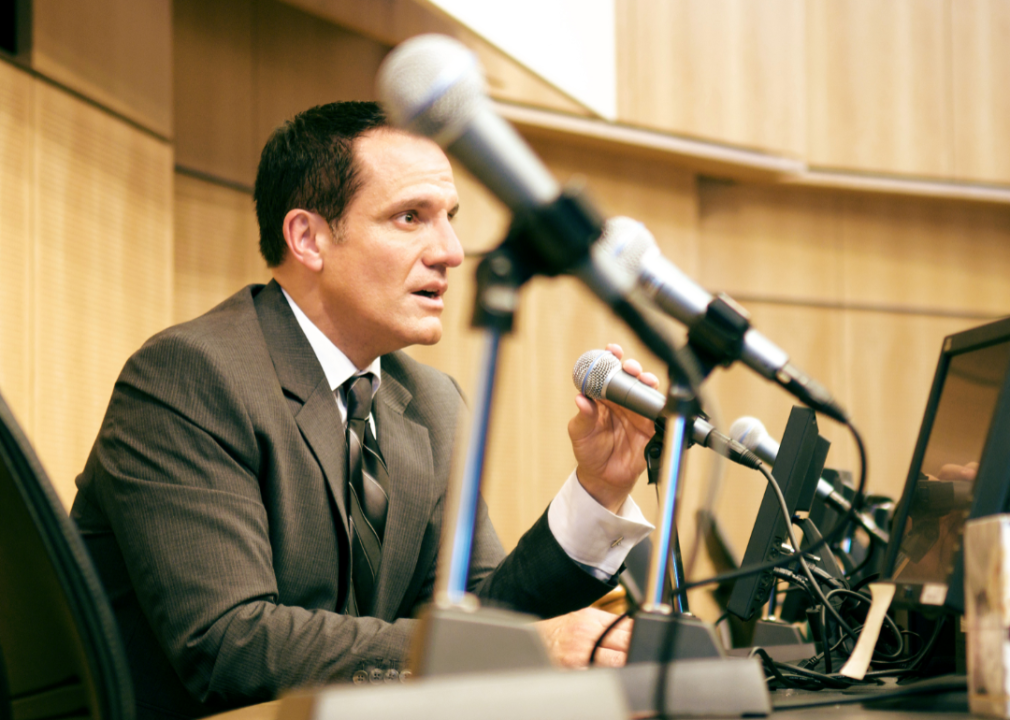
[72, 102, 657, 720]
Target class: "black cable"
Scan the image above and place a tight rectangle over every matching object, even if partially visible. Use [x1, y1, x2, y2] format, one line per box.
[906, 615, 948, 671]
[798, 620, 866, 672]
[673, 421, 868, 596]
[771, 566, 814, 595]
[820, 604, 834, 674]
[803, 562, 848, 591]
[753, 648, 856, 691]
[850, 572, 881, 593]
[823, 588, 904, 661]
[588, 610, 631, 666]
[772, 675, 966, 710]
[843, 537, 877, 579]
[754, 462, 858, 641]
[757, 653, 829, 691]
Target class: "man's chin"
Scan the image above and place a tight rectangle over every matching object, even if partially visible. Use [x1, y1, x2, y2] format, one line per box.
[407, 322, 443, 348]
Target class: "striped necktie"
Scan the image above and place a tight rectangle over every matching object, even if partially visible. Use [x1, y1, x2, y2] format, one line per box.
[342, 374, 389, 617]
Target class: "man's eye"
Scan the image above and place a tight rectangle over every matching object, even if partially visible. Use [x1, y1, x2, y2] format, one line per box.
[400, 211, 416, 223]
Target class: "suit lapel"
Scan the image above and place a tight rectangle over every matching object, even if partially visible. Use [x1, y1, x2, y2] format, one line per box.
[371, 371, 437, 621]
[255, 281, 349, 533]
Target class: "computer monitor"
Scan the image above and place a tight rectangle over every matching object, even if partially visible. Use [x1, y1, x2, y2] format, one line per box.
[884, 316, 1010, 613]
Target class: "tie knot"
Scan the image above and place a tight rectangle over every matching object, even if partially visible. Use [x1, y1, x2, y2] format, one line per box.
[344, 374, 374, 421]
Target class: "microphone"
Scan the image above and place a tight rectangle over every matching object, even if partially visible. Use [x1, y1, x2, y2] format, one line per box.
[729, 417, 889, 545]
[911, 475, 973, 514]
[376, 35, 629, 306]
[597, 217, 849, 423]
[377, 34, 557, 211]
[572, 349, 761, 468]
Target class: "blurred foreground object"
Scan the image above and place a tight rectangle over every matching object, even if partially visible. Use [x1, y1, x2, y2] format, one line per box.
[965, 515, 1010, 717]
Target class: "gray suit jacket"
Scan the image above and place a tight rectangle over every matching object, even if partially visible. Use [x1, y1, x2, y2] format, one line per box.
[72, 281, 610, 720]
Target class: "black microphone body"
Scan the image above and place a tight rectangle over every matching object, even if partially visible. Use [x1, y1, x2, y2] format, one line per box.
[572, 350, 761, 469]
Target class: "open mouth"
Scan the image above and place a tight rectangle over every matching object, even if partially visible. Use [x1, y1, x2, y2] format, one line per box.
[413, 290, 440, 299]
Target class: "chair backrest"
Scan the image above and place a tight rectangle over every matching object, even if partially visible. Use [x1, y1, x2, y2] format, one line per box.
[0, 391, 134, 720]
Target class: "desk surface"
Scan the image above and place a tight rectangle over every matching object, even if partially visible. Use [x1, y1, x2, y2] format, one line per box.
[768, 676, 971, 720]
[204, 674, 971, 720]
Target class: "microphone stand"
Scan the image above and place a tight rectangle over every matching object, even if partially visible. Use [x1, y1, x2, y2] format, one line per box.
[626, 363, 726, 666]
[618, 327, 772, 719]
[410, 238, 556, 677]
[413, 186, 635, 677]
[412, 187, 771, 717]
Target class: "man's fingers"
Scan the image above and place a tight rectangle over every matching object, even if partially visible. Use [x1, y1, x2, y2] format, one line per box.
[607, 615, 634, 636]
[569, 394, 602, 439]
[597, 626, 632, 653]
[591, 647, 627, 668]
[622, 358, 644, 377]
[638, 371, 660, 389]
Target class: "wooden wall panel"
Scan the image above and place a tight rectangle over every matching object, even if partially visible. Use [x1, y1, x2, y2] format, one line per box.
[174, 0, 391, 189]
[692, 178, 1010, 577]
[32, 83, 174, 506]
[282, 0, 591, 116]
[32, 0, 173, 138]
[174, 0, 257, 186]
[807, 0, 952, 178]
[952, 0, 1010, 185]
[174, 174, 270, 323]
[0, 62, 33, 430]
[616, 0, 806, 157]
[253, 0, 389, 161]
[843, 312, 977, 503]
[697, 182, 843, 302]
[701, 304, 849, 563]
[840, 195, 1010, 315]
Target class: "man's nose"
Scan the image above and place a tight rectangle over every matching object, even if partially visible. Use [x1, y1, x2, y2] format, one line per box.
[426, 216, 464, 268]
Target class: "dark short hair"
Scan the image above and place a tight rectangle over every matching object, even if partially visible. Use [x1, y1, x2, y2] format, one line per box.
[253, 101, 389, 267]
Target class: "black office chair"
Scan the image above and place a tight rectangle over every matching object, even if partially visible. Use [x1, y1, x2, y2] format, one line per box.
[0, 390, 134, 720]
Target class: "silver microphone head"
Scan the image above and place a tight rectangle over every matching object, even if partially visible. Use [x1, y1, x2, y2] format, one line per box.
[728, 416, 779, 466]
[595, 216, 657, 276]
[376, 34, 487, 146]
[572, 349, 621, 400]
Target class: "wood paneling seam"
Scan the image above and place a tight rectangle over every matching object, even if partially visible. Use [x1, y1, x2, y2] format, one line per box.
[729, 294, 1006, 322]
[176, 164, 254, 196]
[0, 54, 172, 144]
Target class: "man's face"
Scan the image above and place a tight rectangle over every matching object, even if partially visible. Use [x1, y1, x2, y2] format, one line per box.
[317, 129, 463, 366]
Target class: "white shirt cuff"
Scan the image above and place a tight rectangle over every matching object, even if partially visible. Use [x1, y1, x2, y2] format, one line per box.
[547, 470, 655, 580]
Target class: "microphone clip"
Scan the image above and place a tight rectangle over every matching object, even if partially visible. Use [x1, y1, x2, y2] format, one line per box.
[687, 294, 751, 371]
[499, 183, 604, 280]
[471, 184, 604, 334]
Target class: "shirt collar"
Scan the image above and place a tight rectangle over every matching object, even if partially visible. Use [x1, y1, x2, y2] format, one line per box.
[281, 287, 381, 394]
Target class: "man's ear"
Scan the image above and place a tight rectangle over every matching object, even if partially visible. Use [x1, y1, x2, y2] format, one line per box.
[281, 209, 326, 272]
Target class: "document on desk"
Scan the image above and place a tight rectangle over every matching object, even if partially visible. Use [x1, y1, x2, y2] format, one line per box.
[839, 582, 896, 680]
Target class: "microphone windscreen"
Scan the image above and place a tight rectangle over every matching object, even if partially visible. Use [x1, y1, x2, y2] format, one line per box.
[729, 416, 767, 450]
[376, 34, 486, 146]
[596, 216, 656, 275]
[572, 349, 621, 400]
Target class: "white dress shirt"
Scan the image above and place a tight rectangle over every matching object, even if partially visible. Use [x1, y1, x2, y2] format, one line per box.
[282, 288, 653, 581]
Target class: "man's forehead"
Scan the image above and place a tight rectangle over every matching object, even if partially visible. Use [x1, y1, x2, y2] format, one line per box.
[354, 128, 450, 171]
[352, 128, 456, 200]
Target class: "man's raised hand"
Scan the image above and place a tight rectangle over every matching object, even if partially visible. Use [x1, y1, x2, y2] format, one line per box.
[568, 343, 659, 513]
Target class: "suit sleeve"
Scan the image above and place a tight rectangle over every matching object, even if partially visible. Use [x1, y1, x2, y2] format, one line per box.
[410, 373, 613, 617]
[467, 503, 616, 618]
[85, 335, 414, 707]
